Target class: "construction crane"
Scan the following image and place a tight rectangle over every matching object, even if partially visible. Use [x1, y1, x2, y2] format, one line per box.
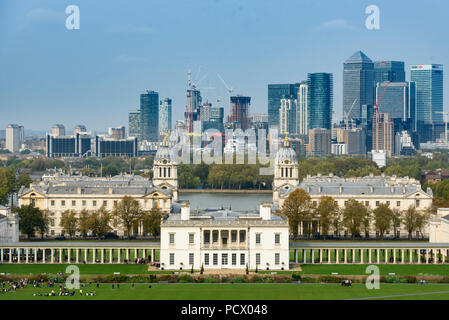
[344, 98, 358, 129]
[374, 82, 391, 113]
[217, 73, 234, 96]
[435, 111, 449, 144]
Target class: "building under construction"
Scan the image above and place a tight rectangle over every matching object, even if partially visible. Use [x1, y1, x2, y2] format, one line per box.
[227, 95, 251, 130]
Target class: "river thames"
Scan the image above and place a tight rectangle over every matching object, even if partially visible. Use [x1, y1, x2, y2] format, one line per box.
[179, 192, 273, 212]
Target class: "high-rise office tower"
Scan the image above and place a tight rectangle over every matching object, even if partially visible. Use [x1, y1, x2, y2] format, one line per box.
[108, 126, 126, 140]
[279, 97, 297, 135]
[185, 88, 202, 133]
[73, 125, 87, 135]
[374, 61, 405, 83]
[297, 81, 308, 135]
[306, 128, 331, 157]
[343, 51, 375, 121]
[5, 124, 24, 153]
[410, 64, 443, 123]
[228, 95, 251, 130]
[267, 83, 300, 129]
[51, 124, 66, 137]
[159, 98, 172, 136]
[372, 112, 394, 157]
[128, 111, 141, 139]
[200, 102, 224, 132]
[376, 82, 417, 131]
[140, 90, 159, 141]
[308, 73, 333, 130]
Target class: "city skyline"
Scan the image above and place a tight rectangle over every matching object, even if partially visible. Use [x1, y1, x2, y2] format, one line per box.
[1, 0, 448, 131]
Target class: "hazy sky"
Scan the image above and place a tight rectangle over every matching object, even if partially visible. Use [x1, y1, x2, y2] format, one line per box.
[1, 0, 448, 132]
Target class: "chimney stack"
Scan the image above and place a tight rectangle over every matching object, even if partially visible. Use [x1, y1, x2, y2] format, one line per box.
[181, 201, 190, 221]
[260, 202, 271, 220]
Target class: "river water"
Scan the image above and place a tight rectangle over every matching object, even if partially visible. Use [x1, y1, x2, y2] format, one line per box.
[179, 192, 273, 212]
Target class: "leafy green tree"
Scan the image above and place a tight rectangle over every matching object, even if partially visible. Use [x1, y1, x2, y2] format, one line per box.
[89, 206, 112, 237]
[280, 188, 313, 236]
[112, 196, 143, 237]
[78, 209, 91, 236]
[402, 206, 421, 240]
[15, 205, 47, 239]
[315, 196, 338, 236]
[373, 204, 393, 240]
[60, 210, 78, 238]
[143, 208, 163, 236]
[342, 199, 367, 240]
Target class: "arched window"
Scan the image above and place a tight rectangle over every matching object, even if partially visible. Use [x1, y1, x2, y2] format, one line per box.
[164, 167, 166, 178]
[281, 167, 284, 177]
[290, 168, 292, 177]
[168, 167, 171, 177]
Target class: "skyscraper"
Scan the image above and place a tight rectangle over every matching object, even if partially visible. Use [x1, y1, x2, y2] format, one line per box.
[372, 112, 394, 157]
[228, 95, 251, 130]
[410, 64, 443, 123]
[128, 111, 141, 139]
[140, 90, 159, 141]
[6, 124, 24, 153]
[159, 98, 172, 136]
[297, 81, 308, 136]
[279, 97, 297, 135]
[51, 124, 66, 137]
[73, 125, 87, 135]
[267, 84, 300, 129]
[185, 88, 201, 133]
[376, 81, 416, 130]
[343, 51, 375, 121]
[307, 73, 333, 130]
[108, 126, 126, 140]
[374, 61, 405, 84]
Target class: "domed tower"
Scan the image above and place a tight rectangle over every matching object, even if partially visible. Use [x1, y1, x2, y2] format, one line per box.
[273, 137, 299, 203]
[153, 138, 178, 201]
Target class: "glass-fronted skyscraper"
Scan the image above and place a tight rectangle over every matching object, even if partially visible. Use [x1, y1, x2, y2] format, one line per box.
[128, 111, 141, 139]
[159, 98, 172, 136]
[267, 83, 300, 129]
[343, 51, 375, 121]
[307, 73, 333, 130]
[140, 90, 159, 141]
[410, 64, 443, 123]
[376, 81, 416, 130]
[374, 61, 405, 84]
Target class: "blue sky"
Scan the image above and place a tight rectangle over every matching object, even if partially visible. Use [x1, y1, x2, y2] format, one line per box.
[1, 0, 448, 132]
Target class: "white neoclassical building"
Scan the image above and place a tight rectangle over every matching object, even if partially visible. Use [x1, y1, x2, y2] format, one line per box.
[18, 142, 179, 236]
[160, 202, 290, 270]
[0, 206, 19, 243]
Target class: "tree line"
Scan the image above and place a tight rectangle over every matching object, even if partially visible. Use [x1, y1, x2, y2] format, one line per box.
[15, 196, 163, 239]
[280, 189, 429, 240]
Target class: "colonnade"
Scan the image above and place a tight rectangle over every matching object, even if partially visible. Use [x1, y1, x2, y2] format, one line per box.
[291, 247, 449, 264]
[0, 247, 158, 264]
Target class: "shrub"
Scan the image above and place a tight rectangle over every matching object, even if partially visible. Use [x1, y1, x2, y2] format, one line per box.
[300, 277, 318, 283]
[291, 273, 302, 281]
[203, 277, 218, 283]
[318, 276, 341, 283]
[231, 276, 246, 283]
[178, 274, 194, 283]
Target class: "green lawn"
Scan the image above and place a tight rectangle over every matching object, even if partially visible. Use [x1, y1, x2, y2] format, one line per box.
[299, 264, 449, 276]
[0, 264, 165, 275]
[4, 263, 449, 276]
[2, 283, 449, 300]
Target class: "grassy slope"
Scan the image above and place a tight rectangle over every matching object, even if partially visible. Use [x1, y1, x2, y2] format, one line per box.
[2, 283, 449, 300]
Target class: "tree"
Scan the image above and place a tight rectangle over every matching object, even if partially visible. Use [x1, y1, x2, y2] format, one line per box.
[373, 204, 393, 240]
[89, 206, 112, 237]
[143, 208, 163, 236]
[402, 206, 421, 240]
[342, 199, 367, 240]
[60, 210, 78, 238]
[361, 208, 372, 238]
[416, 210, 430, 240]
[112, 196, 143, 237]
[391, 209, 402, 237]
[315, 196, 338, 237]
[280, 188, 314, 236]
[78, 209, 91, 236]
[15, 205, 46, 239]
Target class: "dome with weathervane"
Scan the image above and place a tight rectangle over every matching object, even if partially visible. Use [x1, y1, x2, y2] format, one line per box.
[275, 138, 297, 163]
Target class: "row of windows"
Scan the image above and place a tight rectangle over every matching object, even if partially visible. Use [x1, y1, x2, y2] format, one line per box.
[168, 253, 282, 266]
[48, 199, 164, 208]
[311, 200, 420, 208]
[169, 233, 281, 245]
